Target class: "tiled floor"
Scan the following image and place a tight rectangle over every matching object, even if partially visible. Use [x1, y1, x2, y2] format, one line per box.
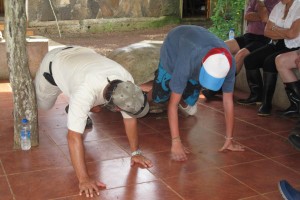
[1, 80, 300, 200]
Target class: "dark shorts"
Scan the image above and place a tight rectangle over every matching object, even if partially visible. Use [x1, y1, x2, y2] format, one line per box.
[235, 33, 270, 52]
[152, 63, 201, 106]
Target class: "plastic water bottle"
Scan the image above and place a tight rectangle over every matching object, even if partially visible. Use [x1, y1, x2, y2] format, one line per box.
[20, 118, 31, 150]
[0, 31, 3, 40]
[229, 28, 235, 40]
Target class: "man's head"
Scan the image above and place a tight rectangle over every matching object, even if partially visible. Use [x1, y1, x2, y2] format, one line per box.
[199, 48, 232, 91]
[104, 79, 149, 118]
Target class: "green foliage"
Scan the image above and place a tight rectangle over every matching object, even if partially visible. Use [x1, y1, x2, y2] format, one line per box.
[209, 0, 246, 40]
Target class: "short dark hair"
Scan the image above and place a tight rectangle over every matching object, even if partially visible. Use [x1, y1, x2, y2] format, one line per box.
[104, 79, 122, 101]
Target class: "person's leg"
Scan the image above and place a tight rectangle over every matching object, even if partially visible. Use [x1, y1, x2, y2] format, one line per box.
[225, 36, 242, 75]
[235, 38, 270, 75]
[34, 48, 63, 110]
[149, 65, 171, 113]
[280, 81, 300, 116]
[180, 79, 201, 116]
[276, 50, 299, 82]
[276, 51, 300, 116]
[225, 39, 241, 55]
[258, 47, 299, 116]
[234, 48, 250, 74]
[257, 51, 280, 116]
[257, 71, 277, 116]
[236, 46, 271, 105]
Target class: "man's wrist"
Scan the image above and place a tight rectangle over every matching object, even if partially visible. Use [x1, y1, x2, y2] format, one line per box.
[131, 149, 142, 156]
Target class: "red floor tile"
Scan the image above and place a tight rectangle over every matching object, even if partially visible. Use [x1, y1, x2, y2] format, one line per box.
[0, 146, 71, 174]
[239, 134, 298, 158]
[0, 176, 13, 200]
[95, 120, 158, 138]
[245, 115, 295, 133]
[145, 151, 216, 179]
[59, 139, 130, 163]
[186, 140, 266, 167]
[272, 153, 300, 173]
[0, 162, 4, 176]
[85, 158, 157, 189]
[63, 181, 183, 200]
[221, 159, 300, 194]
[163, 168, 258, 200]
[113, 133, 171, 154]
[8, 167, 79, 200]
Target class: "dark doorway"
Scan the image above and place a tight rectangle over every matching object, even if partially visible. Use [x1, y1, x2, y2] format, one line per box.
[0, 0, 4, 17]
[182, 0, 208, 18]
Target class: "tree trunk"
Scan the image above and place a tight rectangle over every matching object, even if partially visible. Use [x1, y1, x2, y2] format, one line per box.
[4, 0, 39, 149]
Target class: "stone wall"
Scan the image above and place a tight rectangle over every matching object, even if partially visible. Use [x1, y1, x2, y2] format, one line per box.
[0, 37, 48, 80]
[28, 0, 179, 22]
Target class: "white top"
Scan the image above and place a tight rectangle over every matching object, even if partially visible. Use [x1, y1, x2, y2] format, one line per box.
[269, 0, 300, 48]
[51, 46, 133, 133]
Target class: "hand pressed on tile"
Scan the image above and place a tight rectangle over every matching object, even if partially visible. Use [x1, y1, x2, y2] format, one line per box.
[171, 141, 190, 161]
[79, 178, 106, 198]
[131, 154, 153, 168]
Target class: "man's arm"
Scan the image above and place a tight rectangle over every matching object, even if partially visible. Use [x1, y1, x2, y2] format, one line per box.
[219, 92, 244, 151]
[67, 130, 106, 198]
[265, 19, 300, 40]
[168, 92, 189, 161]
[244, 1, 269, 22]
[244, 11, 262, 22]
[123, 118, 153, 168]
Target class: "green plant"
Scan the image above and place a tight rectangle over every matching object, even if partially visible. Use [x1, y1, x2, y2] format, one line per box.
[209, 0, 246, 40]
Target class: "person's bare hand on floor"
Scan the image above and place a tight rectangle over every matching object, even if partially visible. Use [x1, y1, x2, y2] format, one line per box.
[131, 154, 153, 168]
[79, 177, 106, 198]
[171, 140, 190, 161]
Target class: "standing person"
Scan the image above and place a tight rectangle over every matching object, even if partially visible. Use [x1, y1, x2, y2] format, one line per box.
[34, 46, 152, 198]
[147, 25, 244, 162]
[202, 0, 279, 99]
[236, 0, 300, 116]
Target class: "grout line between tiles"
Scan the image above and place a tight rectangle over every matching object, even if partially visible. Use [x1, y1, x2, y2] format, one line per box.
[219, 167, 264, 196]
[238, 195, 269, 200]
[159, 178, 186, 200]
[200, 100, 294, 134]
[0, 160, 16, 200]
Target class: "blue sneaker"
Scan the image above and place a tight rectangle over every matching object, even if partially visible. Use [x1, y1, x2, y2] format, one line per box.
[278, 180, 300, 200]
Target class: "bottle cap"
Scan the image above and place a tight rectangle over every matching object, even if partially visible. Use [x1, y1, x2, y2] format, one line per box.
[22, 118, 28, 124]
